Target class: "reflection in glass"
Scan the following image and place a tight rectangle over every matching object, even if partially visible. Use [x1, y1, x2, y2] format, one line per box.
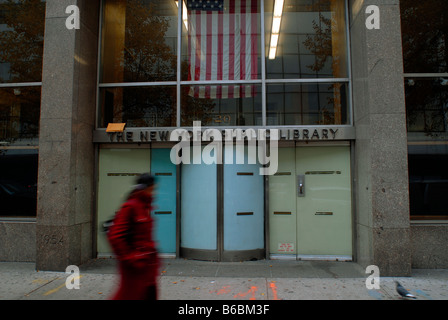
[0, 149, 38, 217]
[181, 84, 262, 126]
[265, 0, 348, 79]
[100, 0, 178, 83]
[267, 82, 348, 125]
[405, 78, 448, 134]
[401, 0, 448, 74]
[180, 0, 261, 82]
[0, 0, 45, 83]
[99, 86, 176, 127]
[0, 87, 41, 143]
[408, 154, 448, 218]
[98, 0, 351, 128]
[179, 1, 262, 127]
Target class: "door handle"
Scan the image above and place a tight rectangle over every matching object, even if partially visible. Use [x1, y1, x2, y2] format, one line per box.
[297, 175, 305, 197]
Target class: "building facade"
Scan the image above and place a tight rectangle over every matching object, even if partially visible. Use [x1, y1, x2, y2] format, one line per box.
[0, 0, 447, 276]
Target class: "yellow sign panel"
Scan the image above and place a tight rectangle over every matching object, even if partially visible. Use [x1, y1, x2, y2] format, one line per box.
[106, 123, 126, 133]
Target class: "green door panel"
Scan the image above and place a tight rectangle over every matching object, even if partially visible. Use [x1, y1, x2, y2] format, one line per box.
[97, 148, 151, 255]
[269, 146, 352, 258]
[269, 148, 297, 255]
[296, 146, 352, 256]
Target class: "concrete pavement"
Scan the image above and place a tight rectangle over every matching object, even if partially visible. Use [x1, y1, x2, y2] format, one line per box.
[1, 258, 447, 300]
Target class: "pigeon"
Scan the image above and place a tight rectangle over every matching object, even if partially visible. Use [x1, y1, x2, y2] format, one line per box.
[395, 281, 417, 299]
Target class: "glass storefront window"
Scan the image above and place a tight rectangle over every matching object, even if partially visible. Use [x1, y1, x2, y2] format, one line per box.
[0, 149, 38, 218]
[180, 0, 262, 81]
[267, 82, 348, 125]
[100, 0, 178, 83]
[181, 83, 262, 126]
[179, 0, 262, 126]
[99, 0, 350, 127]
[0, 1, 45, 218]
[0, 0, 45, 84]
[264, 0, 348, 79]
[99, 86, 177, 127]
[405, 78, 448, 219]
[401, 0, 448, 74]
[408, 154, 448, 219]
[0, 87, 41, 144]
[401, 0, 448, 219]
[405, 78, 448, 134]
[0, 86, 40, 217]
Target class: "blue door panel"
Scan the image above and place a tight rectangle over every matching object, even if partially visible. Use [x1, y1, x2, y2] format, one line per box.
[181, 150, 217, 250]
[224, 146, 264, 251]
[151, 149, 177, 254]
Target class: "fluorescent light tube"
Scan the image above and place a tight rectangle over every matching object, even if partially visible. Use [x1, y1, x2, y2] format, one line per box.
[272, 16, 281, 33]
[270, 34, 279, 47]
[273, 0, 284, 17]
[175, 0, 188, 30]
[269, 0, 284, 60]
[269, 47, 277, 60]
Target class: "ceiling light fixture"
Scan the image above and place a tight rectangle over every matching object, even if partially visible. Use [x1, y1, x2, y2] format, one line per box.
[175, 0, 189, 30]
[269, 0, 284, 60]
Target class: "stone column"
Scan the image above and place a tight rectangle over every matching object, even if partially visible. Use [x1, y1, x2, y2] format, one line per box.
[350, 0, 411, 276]
[36, 0, 100, 271]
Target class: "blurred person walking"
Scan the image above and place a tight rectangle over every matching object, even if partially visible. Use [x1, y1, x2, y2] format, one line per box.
[107, 173, 159, 300]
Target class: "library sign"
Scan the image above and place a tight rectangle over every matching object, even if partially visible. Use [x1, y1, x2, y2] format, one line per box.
[93, 125, 355, 143]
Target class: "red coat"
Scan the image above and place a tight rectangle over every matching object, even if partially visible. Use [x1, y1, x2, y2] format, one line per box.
[107, 190, 159, 300]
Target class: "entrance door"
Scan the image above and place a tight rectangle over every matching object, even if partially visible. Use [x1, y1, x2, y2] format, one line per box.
[269, 146, 352, 260]
[180, 144, 264, 261]
[223, 144, 264, 260]
[97, 148, 151, 256]
[268, 148, 297, 256]
[180, 146, 218, 260]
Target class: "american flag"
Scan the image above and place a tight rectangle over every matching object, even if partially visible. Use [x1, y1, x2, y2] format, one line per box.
[187, 0, 259, 99]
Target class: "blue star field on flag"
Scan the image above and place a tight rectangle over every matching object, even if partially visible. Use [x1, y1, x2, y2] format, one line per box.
[187, 0, 224, 11]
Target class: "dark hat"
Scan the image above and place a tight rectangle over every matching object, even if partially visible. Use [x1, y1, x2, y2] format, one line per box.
[136, 173, 156, 188]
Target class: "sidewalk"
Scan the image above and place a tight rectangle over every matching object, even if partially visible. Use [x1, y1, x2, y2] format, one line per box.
[1, 258, 447, 300]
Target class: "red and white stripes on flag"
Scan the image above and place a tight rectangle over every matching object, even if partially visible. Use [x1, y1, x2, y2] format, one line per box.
[187, 0, 259, 99]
